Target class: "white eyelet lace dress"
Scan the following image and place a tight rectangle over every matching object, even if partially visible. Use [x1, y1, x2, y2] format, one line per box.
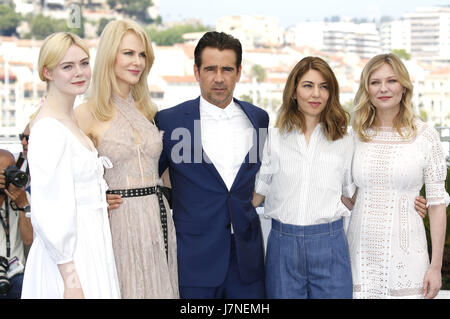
[347, 119, 449, 299]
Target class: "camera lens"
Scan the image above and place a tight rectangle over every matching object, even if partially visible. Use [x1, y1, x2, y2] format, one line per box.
[4, 166, 29, 189]
[11, 172, 28, 188]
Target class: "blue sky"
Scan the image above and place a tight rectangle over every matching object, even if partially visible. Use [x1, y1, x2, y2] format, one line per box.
[159, 0, 450, 27]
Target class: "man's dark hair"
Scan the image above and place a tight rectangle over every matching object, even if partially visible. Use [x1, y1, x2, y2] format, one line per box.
[194, 31, 242, 69]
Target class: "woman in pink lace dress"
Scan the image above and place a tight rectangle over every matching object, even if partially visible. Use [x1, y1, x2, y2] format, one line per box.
[348, 53, 448, 299]
[75, 20, 178, 298]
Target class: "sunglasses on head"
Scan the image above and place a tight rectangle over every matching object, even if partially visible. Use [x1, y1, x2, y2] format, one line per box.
[19, 133, 29, 141]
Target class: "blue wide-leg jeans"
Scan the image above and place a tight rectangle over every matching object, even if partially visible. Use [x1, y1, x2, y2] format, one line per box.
[265, 218, 352, 299]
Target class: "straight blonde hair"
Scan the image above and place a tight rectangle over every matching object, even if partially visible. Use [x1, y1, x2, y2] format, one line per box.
[351, 53, 416, 141]
[276, 56, 348, 141]
[87, 19, 156, 122]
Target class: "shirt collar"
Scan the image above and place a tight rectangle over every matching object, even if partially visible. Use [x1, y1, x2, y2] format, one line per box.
[200, 96, 239, 120]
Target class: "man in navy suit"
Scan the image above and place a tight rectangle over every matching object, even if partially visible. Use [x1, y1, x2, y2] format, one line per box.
[155, 31, 269, 299]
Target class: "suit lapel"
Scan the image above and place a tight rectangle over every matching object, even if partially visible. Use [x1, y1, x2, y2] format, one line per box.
[230, 99, 259, 191]
[183, 97, 203, 164]
[236, 98, 258, 129]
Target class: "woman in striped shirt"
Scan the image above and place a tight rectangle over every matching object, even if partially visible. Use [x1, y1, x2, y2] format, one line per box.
[252, 56, 427, 299]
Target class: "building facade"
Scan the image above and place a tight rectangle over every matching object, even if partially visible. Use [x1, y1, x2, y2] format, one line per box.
[380, 6, 450, 62]
[287, 20, 381, 59]
[216, 15, 283, 49]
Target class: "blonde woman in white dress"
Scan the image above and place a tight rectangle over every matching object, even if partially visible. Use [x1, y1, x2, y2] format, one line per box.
[348, 53, 448, 299]
[21, 32, 120, 299]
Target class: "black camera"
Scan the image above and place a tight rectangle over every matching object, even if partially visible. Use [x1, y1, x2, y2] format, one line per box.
[0, 256, 9, 296]
[0, 166, 29, 194]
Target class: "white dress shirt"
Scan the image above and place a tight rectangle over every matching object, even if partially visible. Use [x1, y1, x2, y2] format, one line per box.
[255, 124, 355, 226]
[200, 96, 254, 190]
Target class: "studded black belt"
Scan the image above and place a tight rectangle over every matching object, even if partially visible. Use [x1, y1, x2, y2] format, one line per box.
[106, 186, 169, 259]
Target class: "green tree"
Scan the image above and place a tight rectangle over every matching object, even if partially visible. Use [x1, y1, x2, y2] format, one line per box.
[392, 49, 411, 60]
[97, 17, 113, 36]
[108, 0, 154, 24]
[107, 0, 117, 8]
[154, 15, 162, 25]
[250, 64, 266, 83]
[0, 5, 21, 36]
[147, 26, 183, 46]
[147, 24, 210, 46]
[419, 109, 428, 122]
[25, 14, 84, 40]
[27, 14, 55, 39]
[239, 94, 253, 103]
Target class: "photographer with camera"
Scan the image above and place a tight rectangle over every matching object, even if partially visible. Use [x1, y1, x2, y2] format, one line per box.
[0, 149, 33, 299]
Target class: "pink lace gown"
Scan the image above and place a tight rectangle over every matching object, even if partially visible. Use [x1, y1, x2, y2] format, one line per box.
[97, 93, 179, 298]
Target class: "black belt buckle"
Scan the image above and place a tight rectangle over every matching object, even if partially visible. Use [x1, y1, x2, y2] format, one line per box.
[106, 186, 172, 208]
[106, 185, 172, 259]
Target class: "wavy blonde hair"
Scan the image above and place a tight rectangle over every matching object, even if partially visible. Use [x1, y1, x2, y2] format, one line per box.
[86, 19, 156, 122]
[351, 53, 416, 141]
[275, 56, 348, 141]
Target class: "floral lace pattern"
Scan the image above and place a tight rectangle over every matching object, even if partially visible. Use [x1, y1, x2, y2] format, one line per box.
[97, 93, 179, 298]
[347, 119, 449, 299]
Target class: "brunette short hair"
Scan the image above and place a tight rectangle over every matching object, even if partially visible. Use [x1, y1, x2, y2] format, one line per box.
[194, 31, 242, 69]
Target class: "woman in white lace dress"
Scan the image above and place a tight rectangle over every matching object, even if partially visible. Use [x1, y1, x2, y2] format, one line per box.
[348, 53, 449, 299]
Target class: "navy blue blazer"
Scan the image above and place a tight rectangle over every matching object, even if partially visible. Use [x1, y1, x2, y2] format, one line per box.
[155, 97, 269, 287]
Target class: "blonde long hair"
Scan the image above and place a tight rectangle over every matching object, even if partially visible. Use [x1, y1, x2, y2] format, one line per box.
[87, 19, 156, 122]
[351, 53, 416, 141]
[275, 56, 348, 141]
